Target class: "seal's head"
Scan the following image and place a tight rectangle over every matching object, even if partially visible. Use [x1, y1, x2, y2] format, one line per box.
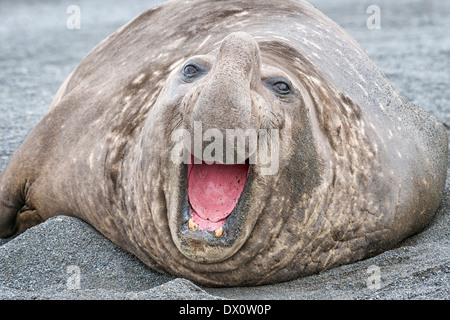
[134, 22, 357, 286]
[164, 32, 307, 263]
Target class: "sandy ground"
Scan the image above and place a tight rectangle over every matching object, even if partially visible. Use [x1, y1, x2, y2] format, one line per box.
[0, 0, 448, 299]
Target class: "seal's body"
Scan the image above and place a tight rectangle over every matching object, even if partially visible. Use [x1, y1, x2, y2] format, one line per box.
[0, 0, 447, 286]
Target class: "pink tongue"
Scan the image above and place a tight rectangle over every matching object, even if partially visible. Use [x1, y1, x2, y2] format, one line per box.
[188, 160, 250, 228]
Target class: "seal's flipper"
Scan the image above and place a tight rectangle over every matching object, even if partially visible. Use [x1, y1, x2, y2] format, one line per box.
[16, 206, 43, 231]
[0, 169, 43, 237]
[0, 173, 25, 237]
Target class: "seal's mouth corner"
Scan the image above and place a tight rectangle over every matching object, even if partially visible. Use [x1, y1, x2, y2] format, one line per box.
[186, 157, 250, 238]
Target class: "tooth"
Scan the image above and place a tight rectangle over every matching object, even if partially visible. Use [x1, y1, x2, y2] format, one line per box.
[188, 219, 197, 231]
[215, 227, 223, 238]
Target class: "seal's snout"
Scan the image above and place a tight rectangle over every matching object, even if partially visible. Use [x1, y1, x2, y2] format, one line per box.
[213, 31, 262, 85]
[189, 32, 262, 134]
[184, 32, 263, 164]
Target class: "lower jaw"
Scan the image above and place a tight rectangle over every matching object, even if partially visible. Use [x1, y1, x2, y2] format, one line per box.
[179, 182, 245, 246]
[172, 164, 253, 263]
[189, 209, 227, 237]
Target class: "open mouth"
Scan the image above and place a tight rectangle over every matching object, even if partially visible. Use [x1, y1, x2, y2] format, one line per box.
[186, 156, 251, 238]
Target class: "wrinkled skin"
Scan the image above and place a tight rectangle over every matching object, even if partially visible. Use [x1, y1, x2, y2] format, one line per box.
[0, 0, 447, 286]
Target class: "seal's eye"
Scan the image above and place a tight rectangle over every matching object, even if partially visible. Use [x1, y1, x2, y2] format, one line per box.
[181, 62, 209, 81]
[273, 81, 290, 95]
[183, 64, 199, 77]
[264, 77, 292, 96]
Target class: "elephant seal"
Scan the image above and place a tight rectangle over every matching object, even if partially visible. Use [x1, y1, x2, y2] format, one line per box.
[0, 0, 447, 286]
